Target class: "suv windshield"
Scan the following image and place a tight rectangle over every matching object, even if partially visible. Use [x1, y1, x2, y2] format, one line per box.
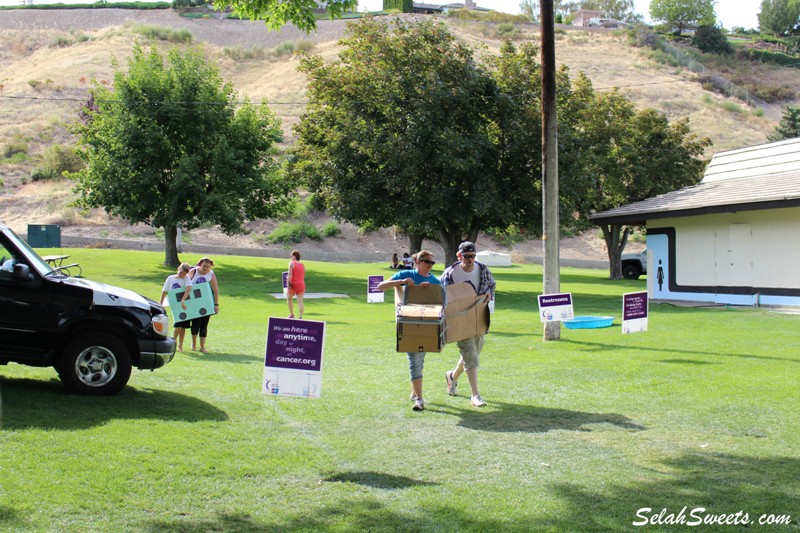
[2, 228, 54, 276]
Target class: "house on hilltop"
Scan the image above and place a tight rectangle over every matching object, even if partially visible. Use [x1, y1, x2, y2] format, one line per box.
[570, 9, 603, 26]
[590, 138, 800, 307]
[385, 1, 490, 14]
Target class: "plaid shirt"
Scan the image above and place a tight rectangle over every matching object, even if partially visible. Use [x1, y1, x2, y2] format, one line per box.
[439, 260, 496, 297]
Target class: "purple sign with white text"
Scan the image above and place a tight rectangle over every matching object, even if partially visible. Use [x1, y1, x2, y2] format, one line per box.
[623, 292, 648, 320]
[368, 275, 385, 303]
[622, 291, 649, 334]
[368, 275, 383, 293]
[265, 317, 324, 371]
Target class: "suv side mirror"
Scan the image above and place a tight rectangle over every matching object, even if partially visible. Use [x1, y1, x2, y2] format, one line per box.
[12, 263, 32, 281]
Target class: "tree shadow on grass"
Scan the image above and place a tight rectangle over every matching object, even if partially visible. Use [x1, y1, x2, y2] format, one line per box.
[658, 358, 719, 365]
[0, 377, 227, 430]
[322, 471, 438, 489]
[428, 400, 645, 434]
[0, 506, 23, 530]
[145, 501, 548, 533]
[184, 349, 263, 365]
[548, 452, 800, 531]
[141, 453, 800, 532]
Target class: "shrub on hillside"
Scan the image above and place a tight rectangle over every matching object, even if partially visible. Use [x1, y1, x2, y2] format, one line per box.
[631, 26, 662, 49]
[129, 23, 192, 43]
[382, 0, 412, 11]
[693, 25, 733, 54]
[30, 144, 83, 181]
[172, 0, 207, 7]
[267, 222, 322, 244]
[321, 221, 341, 238]
[223, 46, 269, 60]
[2, 134, 28, 158]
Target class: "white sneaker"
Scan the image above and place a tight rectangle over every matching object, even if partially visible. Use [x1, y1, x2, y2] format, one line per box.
[471, 395, 486, 408]
[445, 370, 458, 396]
[412, 398, 425, 411]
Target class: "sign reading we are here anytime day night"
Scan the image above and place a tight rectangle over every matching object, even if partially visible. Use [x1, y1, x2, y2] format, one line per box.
[263, 317, 325, 398]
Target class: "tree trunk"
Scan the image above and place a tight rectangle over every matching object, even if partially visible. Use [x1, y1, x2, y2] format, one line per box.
[408, 234, 425, 257]
[601, 223, 630, 280]
[436, 226, 480, 268]
[438, 231, 460, 267]
[163, 224, 180, 267]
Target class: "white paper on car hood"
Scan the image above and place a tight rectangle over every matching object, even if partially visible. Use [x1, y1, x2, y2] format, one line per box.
[64, 277, 150, 311]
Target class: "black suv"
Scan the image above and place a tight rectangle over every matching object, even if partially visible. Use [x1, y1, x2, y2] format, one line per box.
[0, 224, 175, 395]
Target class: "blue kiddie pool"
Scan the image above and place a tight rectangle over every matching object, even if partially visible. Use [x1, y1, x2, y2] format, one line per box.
[564, 316, 614, 329]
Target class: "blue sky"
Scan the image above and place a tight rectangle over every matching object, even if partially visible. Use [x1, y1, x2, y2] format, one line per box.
[357, 0, 761, 31]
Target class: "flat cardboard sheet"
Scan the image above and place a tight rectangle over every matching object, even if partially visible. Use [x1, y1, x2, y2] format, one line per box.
[442, 283, 490, 344]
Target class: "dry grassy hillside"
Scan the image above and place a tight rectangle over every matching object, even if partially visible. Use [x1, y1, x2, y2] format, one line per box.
[0, 9, 796, 256]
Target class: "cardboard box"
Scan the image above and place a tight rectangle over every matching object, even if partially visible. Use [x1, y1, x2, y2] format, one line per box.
[396, 285, 445, 352]
[393, 284, 490, 352]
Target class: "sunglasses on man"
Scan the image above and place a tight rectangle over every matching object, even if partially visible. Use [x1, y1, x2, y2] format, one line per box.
[418, 259, 436, 265]
[461, 253, 476, 259]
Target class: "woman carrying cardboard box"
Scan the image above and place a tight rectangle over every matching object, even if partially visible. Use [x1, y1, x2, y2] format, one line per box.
[377, 249, 442, 412]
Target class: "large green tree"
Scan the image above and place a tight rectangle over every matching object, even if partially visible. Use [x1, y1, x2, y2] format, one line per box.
[581, 0, 642, 23]
[768, 106, 800, 141]
[649, 0, 715, 35]
[73, 45, 292, 266]
[213, 0, 358, 32]
[758, 0, 800, 36]
[290, 18, 513, 262]
[576, 85, 711, 278]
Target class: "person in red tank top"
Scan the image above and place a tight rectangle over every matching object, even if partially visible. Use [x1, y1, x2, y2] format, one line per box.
[286, 250, 306, 319]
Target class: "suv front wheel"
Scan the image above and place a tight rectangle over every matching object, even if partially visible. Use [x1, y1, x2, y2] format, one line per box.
[622, 264, 642, 280]
[58, 333, 133, 395]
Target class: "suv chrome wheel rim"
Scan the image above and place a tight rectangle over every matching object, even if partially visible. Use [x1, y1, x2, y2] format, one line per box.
[75, 346, 118, 387]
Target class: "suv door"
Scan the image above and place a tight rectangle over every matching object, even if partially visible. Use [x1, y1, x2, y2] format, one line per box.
[0, 236, 84, 362]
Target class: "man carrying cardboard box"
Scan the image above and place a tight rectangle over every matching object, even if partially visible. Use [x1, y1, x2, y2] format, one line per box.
[440, 241, 496, 408]
[377, 250, 442, 412]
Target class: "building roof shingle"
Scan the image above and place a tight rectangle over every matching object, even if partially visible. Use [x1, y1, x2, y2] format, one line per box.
[589, 138, 800, 225]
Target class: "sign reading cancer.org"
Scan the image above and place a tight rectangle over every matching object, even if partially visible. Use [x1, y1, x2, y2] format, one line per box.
[367, 275, 384, 303]
[263, 317, 325, 398]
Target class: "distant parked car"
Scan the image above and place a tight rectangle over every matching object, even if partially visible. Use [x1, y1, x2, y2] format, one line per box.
[0, 224, 176, 395]
[621, 248, 647, 280]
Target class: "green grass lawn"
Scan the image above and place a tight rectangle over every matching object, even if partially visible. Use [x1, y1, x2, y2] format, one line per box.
[1, 248, 799, 532]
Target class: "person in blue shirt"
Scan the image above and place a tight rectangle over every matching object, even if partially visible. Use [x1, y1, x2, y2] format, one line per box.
[377, 249, 441, 412]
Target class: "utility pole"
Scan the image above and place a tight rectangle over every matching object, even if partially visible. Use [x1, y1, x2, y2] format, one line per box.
[541, 0, 561, 340]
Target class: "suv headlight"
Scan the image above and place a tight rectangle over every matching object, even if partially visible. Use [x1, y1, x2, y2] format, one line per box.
[152, 313, 170, 337]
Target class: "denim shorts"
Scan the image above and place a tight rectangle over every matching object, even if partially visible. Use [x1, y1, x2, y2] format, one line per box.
[407, 351, 425, 381]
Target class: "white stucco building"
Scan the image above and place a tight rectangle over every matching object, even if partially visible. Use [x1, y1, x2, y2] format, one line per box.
[590, 138, 800, 307]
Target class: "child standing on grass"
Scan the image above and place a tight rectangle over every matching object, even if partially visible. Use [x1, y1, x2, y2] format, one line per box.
[161, 262, 193, 353]
[189, 257, 220, 354]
